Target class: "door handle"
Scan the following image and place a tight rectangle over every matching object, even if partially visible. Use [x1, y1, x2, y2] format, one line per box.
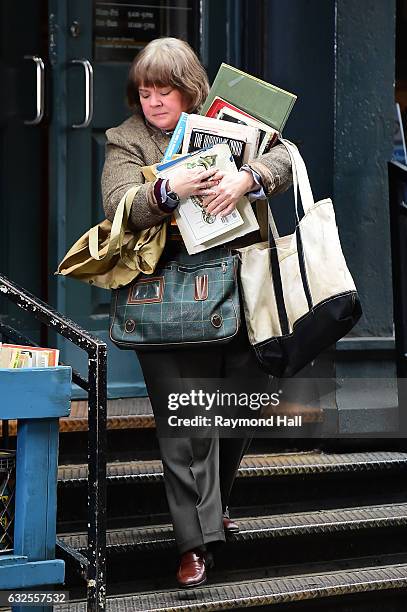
[70, 59, 94, 129]
[23, 55, 45, 125]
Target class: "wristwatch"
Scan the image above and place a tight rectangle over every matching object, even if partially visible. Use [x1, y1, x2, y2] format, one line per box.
[166, 190, 180, 202]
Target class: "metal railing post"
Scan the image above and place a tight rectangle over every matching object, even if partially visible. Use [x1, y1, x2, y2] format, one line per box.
[87, 344, 107, 611]
[0, 273, 107, 612]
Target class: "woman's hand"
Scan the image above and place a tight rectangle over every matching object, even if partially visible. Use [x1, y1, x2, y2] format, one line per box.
[168, 167, 223, 200]
[202, 170, 256, 217]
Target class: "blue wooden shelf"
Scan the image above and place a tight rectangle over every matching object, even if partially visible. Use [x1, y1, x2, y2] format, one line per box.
[0, 366, 71, 420]
[0, 365, 72, 607]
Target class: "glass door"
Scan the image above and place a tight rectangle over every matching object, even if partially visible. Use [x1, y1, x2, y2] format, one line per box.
[48, 0, 201, 397]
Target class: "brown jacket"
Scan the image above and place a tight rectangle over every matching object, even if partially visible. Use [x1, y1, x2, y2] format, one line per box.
[102, 112, 293, 231]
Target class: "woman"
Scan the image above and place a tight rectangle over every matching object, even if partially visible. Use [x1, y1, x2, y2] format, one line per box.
[102, 37, 292, 588]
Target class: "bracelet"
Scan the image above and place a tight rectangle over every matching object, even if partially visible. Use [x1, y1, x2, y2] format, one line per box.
[154, 178, 165, 206]
[154, 178, 179, 213]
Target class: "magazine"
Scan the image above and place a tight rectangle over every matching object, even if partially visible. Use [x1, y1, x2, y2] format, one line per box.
[162, 112, 188, 162]
[205, 96, 255, 120]
[182, 113, 259, 169]
[217, 107, 279, 155]
[158, 144, 259, 254]
[0, 343, 59, 368]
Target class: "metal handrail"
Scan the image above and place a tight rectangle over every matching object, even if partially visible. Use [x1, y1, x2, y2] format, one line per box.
[0, 273, 106, 612]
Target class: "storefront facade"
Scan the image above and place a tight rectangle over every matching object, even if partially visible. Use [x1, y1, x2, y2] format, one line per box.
[0, 1, 398, 427]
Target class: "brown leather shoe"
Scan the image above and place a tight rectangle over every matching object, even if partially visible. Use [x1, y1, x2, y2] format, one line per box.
[223, 515, 240, 534]
[176, 549, 211, 588]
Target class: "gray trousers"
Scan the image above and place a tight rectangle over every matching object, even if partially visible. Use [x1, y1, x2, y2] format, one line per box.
[137, 318, 269, 554]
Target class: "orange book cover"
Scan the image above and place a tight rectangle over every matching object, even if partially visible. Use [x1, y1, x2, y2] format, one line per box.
[0, 344, 59, 367]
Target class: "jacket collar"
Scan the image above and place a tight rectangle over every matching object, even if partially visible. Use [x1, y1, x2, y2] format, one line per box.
[143, 117, 172, 157]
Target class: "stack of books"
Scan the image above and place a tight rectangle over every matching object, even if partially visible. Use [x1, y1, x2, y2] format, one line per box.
[204, 101, 278, 158]
[158, 143, 259, 254]
[0, 343, 59, 368]
[158, 64, 297, 254]
[182, 113, 259, 168]
[201, 63, 296, 136]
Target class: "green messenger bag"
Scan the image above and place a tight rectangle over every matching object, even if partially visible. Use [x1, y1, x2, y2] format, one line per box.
[109, 252, 241, 349]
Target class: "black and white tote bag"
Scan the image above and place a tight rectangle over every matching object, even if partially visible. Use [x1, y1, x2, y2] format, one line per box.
[238, 139, 362, 377]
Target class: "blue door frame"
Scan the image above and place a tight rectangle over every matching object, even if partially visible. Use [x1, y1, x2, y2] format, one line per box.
[0, 0, 245, 398]
[47, 1, 203, 398]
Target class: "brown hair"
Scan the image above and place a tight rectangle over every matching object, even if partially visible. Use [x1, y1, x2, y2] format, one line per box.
[127, 38, 209, 114]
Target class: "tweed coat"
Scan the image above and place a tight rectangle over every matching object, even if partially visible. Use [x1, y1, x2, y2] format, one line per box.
[102, 112, 293, 232]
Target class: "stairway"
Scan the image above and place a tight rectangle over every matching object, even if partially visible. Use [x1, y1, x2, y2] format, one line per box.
[55, 399, 407, 611]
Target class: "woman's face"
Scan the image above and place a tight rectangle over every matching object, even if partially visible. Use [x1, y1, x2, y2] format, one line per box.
[138, 84, 188, 131]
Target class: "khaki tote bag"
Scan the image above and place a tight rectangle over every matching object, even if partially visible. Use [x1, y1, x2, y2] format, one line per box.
[56, 185, 167, 290]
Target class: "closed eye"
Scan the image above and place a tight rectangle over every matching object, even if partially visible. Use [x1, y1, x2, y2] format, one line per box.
[138, 88, 172, 98]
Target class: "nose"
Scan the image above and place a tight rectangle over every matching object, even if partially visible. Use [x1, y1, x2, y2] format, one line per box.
[149, 91, 162, 107]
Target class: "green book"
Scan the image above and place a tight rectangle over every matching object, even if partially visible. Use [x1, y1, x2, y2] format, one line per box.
[201, 63, 297, 132]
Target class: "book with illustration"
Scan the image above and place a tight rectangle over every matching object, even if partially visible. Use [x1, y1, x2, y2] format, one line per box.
[157, 143, 259, 254]
[182, 113, 259, 169]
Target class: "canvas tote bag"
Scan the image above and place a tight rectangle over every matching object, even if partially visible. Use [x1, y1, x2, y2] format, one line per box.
[238, 139, 362, 377]
[56, 185, 167, 290]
